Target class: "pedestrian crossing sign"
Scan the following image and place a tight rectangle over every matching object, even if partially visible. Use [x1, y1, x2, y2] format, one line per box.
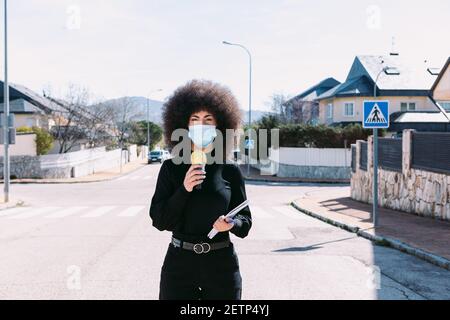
[363, 101, 389, 128]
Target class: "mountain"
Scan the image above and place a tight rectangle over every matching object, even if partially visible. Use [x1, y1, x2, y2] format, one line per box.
[96, 96, 165, 124]
[95, 96, 271, 125]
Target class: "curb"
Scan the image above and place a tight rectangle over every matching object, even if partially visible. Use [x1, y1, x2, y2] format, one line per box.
[244, 177, 350, 184]
[290, 201, 450, 272]
[0, 200, 27, 211]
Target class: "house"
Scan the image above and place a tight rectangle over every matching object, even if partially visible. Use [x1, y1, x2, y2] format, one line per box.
[388, 56, 450, 134]
[283, 78, 340, 124]
[431, 57, 450, 112]
[0, 81, 66, 130]
[315, 55, 441, 127]
[0, 81, 115, 153]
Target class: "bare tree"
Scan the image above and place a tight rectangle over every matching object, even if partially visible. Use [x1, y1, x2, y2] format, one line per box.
[83, 100, 117, 149]
[46, 85, 117, 153]
[104, 97, 143, 148]
[264, 92, 291, 123]
[47, 85, 91, 153]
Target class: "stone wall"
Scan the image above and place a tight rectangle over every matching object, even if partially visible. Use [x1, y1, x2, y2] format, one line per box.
[351, 130, 450, 220]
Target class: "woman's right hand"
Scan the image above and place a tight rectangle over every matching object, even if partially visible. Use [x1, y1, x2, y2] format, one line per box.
[183, 164, 206, 192]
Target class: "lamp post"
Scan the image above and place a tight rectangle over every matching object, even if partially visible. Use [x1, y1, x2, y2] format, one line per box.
[222, 41, 252, 176]
[372, 65, 399, 226]
[147, 89, 162, 153]
[3, 0, 10, 202]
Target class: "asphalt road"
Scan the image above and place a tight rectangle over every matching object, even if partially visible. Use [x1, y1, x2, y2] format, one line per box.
[1, 163, 449, 300]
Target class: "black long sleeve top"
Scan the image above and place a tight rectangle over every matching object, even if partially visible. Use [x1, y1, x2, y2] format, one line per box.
[149, 157, 252, 243]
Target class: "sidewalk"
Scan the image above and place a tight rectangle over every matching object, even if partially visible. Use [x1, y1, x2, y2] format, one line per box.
[2, 158, 149, 185]
[291, 187, 450, 270]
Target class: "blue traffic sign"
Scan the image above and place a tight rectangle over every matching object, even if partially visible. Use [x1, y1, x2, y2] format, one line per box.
[245, 139, 255, 149]
[363, 101, 389, 128]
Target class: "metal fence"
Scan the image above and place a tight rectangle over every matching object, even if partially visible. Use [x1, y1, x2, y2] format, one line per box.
[351, 145, 356, 173]
[378, 138, 402, 172]
[359, 142, 367, 171]
[412, 132, 450, 174]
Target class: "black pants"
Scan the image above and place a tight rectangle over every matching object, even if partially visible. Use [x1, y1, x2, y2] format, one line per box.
[159, 242, 242, 300]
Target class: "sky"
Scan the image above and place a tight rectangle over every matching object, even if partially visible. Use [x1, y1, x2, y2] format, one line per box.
[1, 0, 450, 111]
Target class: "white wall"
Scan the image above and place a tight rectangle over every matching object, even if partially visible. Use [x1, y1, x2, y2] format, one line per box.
[0, 133, 36, 156]
[270, 147, 351, 166]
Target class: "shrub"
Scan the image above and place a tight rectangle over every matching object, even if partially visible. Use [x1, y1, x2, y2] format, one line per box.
[256, 123, 382, 149]
[31, 126, 54, 155]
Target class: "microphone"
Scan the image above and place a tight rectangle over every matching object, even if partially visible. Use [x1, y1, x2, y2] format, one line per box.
[190, 150, 207, 190]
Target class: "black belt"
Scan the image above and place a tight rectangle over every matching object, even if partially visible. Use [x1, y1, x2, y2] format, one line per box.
[171, 236, 230, 254]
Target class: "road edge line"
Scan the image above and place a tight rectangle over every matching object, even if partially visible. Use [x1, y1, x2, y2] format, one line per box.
[290, 201, 450, 272]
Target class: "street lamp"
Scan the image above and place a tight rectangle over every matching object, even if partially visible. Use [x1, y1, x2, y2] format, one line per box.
[372, 65, 399, 226]
[147, 89, 163, 153]
[222, 40, 252, 176]
[3, 0, 10, 202]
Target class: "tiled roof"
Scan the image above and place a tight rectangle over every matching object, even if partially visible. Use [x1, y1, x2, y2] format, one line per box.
[350, 55, 439, 90]
[285, 77, 341, 104]
[392, 111, 450, 123]
[0, 81, 66, 113]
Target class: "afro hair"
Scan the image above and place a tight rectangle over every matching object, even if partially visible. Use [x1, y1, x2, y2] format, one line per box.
[162, 79, 243, 158]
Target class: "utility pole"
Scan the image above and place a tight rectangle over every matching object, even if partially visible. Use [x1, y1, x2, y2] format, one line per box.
[3, 0, 10, 203]
[222, 41, 252, 176]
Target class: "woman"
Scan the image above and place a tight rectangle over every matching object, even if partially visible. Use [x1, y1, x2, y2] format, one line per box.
[149, 79, 252, 300]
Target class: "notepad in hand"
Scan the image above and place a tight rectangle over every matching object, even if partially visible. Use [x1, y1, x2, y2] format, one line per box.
[207, 199, 250, 239]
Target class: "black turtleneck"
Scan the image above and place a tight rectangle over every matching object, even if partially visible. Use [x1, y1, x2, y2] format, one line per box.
[149, 157, 252, 243]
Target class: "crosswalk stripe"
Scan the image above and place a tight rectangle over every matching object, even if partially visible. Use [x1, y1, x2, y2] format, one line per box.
[250, 206, 274, 219]
[117, 205, 146, 217]
[272, 205, 305, 220]
[9, 206, 62, 219]
[44, 206, 89, 218]
[80, 206, 117, 218]
[0, 207, 32, 217]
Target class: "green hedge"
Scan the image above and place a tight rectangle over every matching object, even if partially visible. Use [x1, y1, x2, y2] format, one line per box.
[257, 122, 383, 148]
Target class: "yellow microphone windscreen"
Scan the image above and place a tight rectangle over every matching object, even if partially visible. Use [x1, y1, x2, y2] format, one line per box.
[191, 150, 207, 165]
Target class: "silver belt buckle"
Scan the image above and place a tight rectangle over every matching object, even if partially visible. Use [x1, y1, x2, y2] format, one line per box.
[193, 242, 211, 254]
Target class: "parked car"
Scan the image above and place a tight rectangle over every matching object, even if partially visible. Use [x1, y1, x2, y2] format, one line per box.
[148, 150, 170, 164]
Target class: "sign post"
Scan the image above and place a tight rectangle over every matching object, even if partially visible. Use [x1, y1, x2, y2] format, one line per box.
[363, 100, 389, 226]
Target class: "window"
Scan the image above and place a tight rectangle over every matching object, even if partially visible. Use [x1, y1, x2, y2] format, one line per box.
[326, 103, 333, 119]
[343, 102, 354, 117]
[439, 101, 450, 112]
[400, 102, 416, 111]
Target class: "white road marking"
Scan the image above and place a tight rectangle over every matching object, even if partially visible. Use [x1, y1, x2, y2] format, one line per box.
[0, 207, 32, 217]
[80, 206, 117, 218]
[44, 206, 89, 218]
[116, 205, 146, 217]
[272, 205, 306, 220]
[9, 206, 62, 219]
[250, 206, 274, 219]
[245, 218, 294, 240]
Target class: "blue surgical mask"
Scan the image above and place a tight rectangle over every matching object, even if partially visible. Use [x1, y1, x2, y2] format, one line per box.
[188, 124, 217, 148]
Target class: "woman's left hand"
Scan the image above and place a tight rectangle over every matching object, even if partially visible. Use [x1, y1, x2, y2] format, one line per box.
[213, 216, 235, 232]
